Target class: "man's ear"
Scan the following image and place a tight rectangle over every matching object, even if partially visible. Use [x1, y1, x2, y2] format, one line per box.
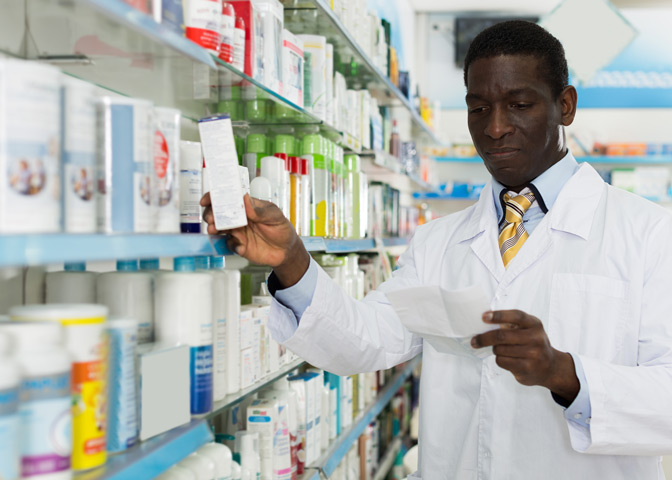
[559, 85, 577, 127]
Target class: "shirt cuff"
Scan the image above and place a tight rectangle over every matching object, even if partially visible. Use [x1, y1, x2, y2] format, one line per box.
[551, 353, 592, 429]
[267, 257, 319, 322]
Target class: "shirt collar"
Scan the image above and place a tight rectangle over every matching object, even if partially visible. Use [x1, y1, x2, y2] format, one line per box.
[493, 150, 580, 222]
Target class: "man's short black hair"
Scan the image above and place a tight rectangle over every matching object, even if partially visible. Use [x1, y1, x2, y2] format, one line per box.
[463, 20, 569, 98]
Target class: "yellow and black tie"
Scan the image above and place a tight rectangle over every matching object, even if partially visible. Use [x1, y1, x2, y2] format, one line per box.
[498, 190, 535, 268]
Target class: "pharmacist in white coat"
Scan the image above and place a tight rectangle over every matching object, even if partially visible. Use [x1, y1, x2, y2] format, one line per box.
[202, 21, 672, 479]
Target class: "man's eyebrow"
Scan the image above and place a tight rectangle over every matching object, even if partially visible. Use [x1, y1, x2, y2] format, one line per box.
[465, 93, 483, 102]
[466, 88, 538, 102]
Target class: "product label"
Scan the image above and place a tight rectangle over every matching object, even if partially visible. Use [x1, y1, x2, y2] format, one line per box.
[72, 359, 106, 470]
[180, 169, 202, 226]
[133, 105, 154, 233]
[190, 345, 213, 415]
[154, 112, 180, 232]
[0, 386, 20, 480]
[20, 372, 71, 477]
[186, 0, 222, 53]
[233, 28, 245, 71]
[220, 12, 235, 62]
[214, 316, 227, 397]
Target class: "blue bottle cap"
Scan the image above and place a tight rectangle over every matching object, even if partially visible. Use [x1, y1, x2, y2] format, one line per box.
[210, 256, 225, 269]
[116, 260, 139, 272]
[139, 258, 160, 270]
[64, 262, 86, 272]
[195, 256, 211, 270]
[173, 257, 196, 272]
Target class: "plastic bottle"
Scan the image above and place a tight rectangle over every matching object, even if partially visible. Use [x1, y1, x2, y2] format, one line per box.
[336, 146, 346, 239]
[220, 3, 235, 64]
[345, 155, 367, 239]
[156, 465, 197, 480]
[289, 156, 302, 233]
[301, 135, 329, 237]
[299, 158, 312, 237]
[233, 16, 246, 72]
[179, 452, 217, 480]
[197, 442, 233, 480]
[250, 177, 273, 203]
[327, 141, 338, 238]
[45, 261, 97, 304]
[235, 431, 261, 480]
[0, 322, 71, 480]
[231, 461, 242, 480]
[390, 119, 401, 159]
[274, 153, 290, 217]
[0, 331, 20, 480]
[260, 156, 283, 209]
[139, 258, 161, 271]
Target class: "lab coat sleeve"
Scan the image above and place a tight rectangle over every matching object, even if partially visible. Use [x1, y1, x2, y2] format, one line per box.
[571, 216, 672, 455]
[268, 230, 427, 376]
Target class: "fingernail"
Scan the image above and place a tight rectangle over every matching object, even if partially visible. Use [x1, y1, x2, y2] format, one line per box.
[483, 312, 493, 322]
[471, 337, 478, 348]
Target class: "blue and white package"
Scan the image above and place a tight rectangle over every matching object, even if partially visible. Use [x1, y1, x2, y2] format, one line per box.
[0, 59, 62, 233]
[62, 76, 97, 233]
[97, 97, 154, 233]
[153, 107, 181, 233]
[152, 0, 185, 36]
[0, 332, 20, 480]
[154, 258, 213, 416]
[106, 318, 138, 453]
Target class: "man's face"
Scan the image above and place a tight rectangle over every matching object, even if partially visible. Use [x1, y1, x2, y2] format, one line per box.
[466, 54, 575, 191]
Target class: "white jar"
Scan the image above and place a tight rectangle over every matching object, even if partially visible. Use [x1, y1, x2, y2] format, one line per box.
[0, 331, 20, 480]
[10, 304, 108, 472]
[197, 443, 233, 480]
[179, 452, 216, 480]
[0, 322, 71, 480]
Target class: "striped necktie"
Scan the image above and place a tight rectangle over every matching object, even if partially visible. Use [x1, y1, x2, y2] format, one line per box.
[498, 189, 536, 268]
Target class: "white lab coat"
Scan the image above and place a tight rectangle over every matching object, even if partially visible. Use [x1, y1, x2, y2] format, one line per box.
[270, 163, 672, 479]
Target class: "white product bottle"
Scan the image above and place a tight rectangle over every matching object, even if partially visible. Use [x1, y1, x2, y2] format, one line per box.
[210, 256, 241, 397]
[180, 140, 203, 233]
[299, 158, 311, 236]
[97, 260, 155, 344]
[0, 331, 20, 480]
[233, 16, 246, 72]
[261, 382, 298, 479]
[235, 431, 261, 480]
[179, 452, 217, 480]
[156, 465, 198, 480]
[231, 461, 242, 480]
[45, 262, 97, 304]
[197, 442, 233, 480]
[0, 322, 71, 480]
[250, 177, 272, 202]
[153, 107, 182, 233]
[155, 257, 214, 416]
[260, 156, 282, 209]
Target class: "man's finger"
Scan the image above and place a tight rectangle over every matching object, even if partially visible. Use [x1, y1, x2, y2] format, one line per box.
[200, 192, 211, 207]
[471, 327, 531, 348]
[483, 310, 539, 329]
[492, 344, 535, 358]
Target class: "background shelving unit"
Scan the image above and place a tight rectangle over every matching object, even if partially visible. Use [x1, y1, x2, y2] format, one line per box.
[435, 155, 672, 164]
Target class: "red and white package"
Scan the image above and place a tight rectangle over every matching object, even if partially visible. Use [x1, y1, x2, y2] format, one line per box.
[185, 0, 223, 55]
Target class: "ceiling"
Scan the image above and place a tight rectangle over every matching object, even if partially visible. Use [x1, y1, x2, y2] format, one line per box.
[410, 0, 672, 13]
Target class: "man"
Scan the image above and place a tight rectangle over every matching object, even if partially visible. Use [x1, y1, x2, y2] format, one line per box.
[203, 21, 672, 479]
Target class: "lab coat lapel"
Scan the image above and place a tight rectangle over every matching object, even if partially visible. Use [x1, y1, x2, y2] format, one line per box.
[461, 182, 506, 282]
[500, 163, 605, 285]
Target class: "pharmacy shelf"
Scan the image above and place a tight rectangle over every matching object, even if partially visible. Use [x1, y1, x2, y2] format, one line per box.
[361, 150, 440, 194]
[300, 354, 422, 480]
[372, 437, 404, 480]
[301, 237, 409, 254]
[0, 234, 409, 267]
[0, 234, 230, 267]
[75, 420, 213, 480]
[17, 0, 361, 152]
[207, 358, 306, 419]
[435, 155, 672, 164]
[283, 1, 443, 146]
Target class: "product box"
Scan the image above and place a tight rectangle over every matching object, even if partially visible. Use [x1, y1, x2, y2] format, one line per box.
[98, 97, 155, 233]
[138, 343, 190, 440]
[62, 76, 97, 233]
[152, 0, 185, 35]
[0, 59, 62, 233]
[325, 43, 334, 126]
[251, 304, 274, 376]
[198, 114, 247, 231]
[230, 0, 263, 82]
[282, 29, 304, 107]
[289, 371, 321, 465]
[253, 0, 284, 94]
[239, 305, 256, 388]
[247, 398, 279, 479]
[359, 90, 371, 150]
[153, 107, 181, 233]
[297, 35, 327, 120]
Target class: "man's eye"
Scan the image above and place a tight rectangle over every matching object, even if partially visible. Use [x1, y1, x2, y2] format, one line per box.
[469, 106, 486, 114]
[512, 103, 531, 109]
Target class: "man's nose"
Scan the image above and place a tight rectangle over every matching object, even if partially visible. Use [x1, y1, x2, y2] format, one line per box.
[484, 107, 514, 139]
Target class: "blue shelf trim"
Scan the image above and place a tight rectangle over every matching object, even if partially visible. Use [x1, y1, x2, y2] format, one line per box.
[301, 237, 409, 253]
[0, 234, 231, 267]
[435, 155, 672, 164]
[85, 0, 216, 69]
[303, 355, 421, 479]
[75, 420, 213, 480]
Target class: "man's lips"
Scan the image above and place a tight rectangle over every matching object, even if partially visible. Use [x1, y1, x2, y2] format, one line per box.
[485, 148, 520, 159]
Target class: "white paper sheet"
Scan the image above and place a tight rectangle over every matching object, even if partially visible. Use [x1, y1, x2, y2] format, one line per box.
[386, 285, 496, 359]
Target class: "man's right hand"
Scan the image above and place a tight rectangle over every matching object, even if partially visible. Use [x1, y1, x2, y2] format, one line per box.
[201, 193, 311, 288]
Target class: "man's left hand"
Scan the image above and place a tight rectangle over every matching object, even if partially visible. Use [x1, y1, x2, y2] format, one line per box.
[471, 309, 580, 404]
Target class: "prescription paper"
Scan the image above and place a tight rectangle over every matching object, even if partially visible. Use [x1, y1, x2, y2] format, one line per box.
[386, 285, 496, 359]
